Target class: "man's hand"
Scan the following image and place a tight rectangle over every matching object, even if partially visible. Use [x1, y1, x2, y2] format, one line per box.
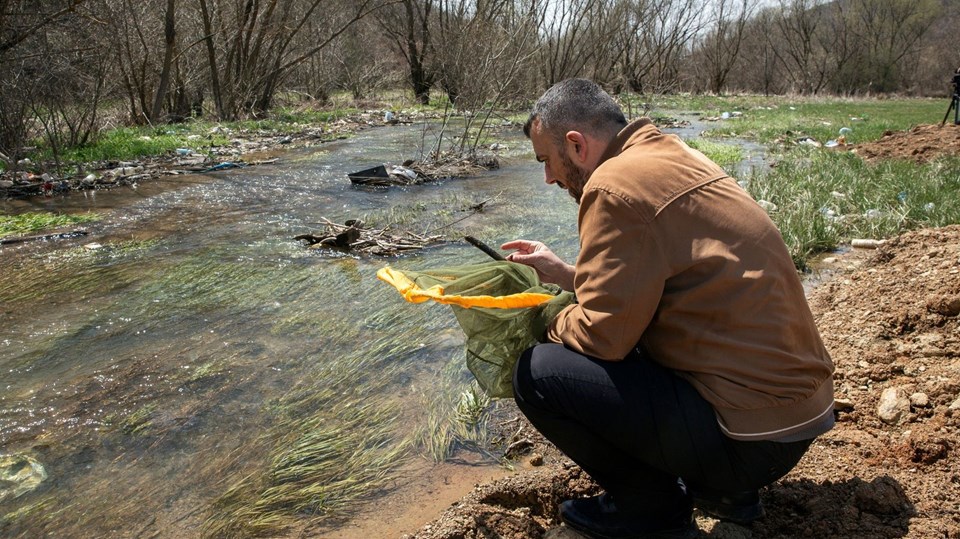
[501, 240, 576, 291]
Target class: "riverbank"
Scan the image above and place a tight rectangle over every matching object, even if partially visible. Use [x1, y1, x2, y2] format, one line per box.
[0, 109, 406, 201]
[401, 225, 960, 539]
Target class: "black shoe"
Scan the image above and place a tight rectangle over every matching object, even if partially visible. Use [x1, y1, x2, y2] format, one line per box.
[692, 490, 764, 525]
[559, 493, 698, 539]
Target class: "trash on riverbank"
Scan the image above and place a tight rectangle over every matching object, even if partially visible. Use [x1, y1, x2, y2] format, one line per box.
[348, 154, 500, 187]
[348, 164, 424, 186]
[0, 156, 279, 198]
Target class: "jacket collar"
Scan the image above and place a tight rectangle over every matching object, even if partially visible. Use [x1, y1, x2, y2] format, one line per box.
[597, 117, 658, 167]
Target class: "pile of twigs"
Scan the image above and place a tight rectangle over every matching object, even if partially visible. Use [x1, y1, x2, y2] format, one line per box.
[294, 217, 443, 256]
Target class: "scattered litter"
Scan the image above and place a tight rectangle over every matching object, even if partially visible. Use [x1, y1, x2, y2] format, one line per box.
[851, 239, 884, 249]
[825, 140, 840, 148]
[839, 127, 852, 136]
[797, 137, 821, 147]
[924, 202, 936, 212]
[863, 209, 882, 219]
[390, 165, 418, 182]
[84, 243, 103, 250]
[203, 162, 245, 173]
[757, 200, 778, 212]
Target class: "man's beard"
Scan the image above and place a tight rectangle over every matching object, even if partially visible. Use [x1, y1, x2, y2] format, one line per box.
[558, 151, 590, 203]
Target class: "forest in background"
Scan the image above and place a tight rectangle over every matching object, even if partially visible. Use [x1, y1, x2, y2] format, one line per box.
[0, 0, 957, 167]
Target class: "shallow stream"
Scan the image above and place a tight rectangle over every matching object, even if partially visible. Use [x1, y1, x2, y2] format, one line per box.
[0, 117, 767, 537]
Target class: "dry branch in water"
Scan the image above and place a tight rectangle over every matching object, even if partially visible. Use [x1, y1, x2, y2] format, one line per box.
[294, 218, 444, 256]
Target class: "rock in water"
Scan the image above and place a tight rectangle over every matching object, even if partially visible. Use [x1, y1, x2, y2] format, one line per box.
[0, 454, 48, 501]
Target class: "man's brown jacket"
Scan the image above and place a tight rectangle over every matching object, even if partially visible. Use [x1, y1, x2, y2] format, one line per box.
[546, 118, 835, 441]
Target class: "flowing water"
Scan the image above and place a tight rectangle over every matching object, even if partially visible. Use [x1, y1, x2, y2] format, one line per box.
[0, 119, 764, 538]
[0, 124, 583, 538]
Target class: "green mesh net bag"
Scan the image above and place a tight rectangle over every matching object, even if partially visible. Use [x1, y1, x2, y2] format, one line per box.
[378, 260, 575, 398]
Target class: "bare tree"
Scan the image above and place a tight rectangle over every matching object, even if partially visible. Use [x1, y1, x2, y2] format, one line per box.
[0, 0, 96, 163]
[414, 0, 538, 159]
[150, 0, 177, 122]
[534, 0, 603, 86]
[379, 0, 434, 104]
[700, 0, 757, 94]
[193, 0, 390, 119]
[839, 0, 939, 93]
[0, 0, 90, 54]
[737, 7, 782, 95]
[620, 0, 705, 94]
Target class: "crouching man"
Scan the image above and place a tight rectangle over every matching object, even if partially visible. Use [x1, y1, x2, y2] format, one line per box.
[502, 79, 834, 538]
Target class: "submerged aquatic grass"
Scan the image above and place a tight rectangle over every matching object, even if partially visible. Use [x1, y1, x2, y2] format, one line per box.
[0, 212, 99, 238]
[746, 151, 960, 268]
[203, 316, 432, 537]
[416, 355, 497, 463]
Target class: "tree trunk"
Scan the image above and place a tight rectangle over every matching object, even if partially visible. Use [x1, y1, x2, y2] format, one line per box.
[198, 0, 225, 120]
[150, 0, 176, 122]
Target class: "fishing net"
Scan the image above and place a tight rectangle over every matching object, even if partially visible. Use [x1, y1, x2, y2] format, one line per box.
[378, 261, 575, 398]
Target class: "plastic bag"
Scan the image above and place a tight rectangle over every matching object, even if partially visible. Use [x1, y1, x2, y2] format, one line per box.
[378, 261, 575, 398]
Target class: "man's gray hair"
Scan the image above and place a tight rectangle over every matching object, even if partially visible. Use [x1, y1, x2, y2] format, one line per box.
[523, 79, 626, 144]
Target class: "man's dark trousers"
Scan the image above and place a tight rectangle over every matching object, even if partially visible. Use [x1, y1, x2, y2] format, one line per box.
[513, 343, 813, 516]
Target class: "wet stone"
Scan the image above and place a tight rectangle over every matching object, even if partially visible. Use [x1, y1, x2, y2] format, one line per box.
[0, 453, 48, 502]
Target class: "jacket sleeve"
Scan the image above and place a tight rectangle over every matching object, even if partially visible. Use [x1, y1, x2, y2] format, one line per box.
[545, 185, 670, 360]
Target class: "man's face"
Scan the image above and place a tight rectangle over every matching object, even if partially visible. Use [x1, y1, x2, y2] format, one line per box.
[530, 121, 591, 203]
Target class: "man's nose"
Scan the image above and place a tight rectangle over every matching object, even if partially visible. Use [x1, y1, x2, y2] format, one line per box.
[544, 164, 556, 185]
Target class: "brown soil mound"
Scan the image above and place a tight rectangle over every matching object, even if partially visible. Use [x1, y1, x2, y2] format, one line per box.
[407, 225, 960, 539]
[853, 124, 960, 163]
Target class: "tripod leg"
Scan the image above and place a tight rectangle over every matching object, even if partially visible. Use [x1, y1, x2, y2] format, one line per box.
[943, 98, 956, 127]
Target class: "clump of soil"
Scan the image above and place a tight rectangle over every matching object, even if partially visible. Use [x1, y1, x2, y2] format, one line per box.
[408, 225, 960, 539]
[853, 124, 960, 163]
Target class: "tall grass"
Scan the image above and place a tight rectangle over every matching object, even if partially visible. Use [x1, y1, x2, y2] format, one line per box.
[745, 150, 960, 268]
[687, 139, 744, 171]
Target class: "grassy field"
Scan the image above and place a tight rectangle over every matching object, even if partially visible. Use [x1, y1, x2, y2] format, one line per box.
[648, 94, 947, 144]
[644, 94, 959, 269]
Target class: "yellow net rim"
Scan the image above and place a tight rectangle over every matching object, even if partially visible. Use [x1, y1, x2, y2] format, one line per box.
[377, 266, 555, 309]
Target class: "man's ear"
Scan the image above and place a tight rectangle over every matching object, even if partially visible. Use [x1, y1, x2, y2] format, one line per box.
[564, 131, 589, 164]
